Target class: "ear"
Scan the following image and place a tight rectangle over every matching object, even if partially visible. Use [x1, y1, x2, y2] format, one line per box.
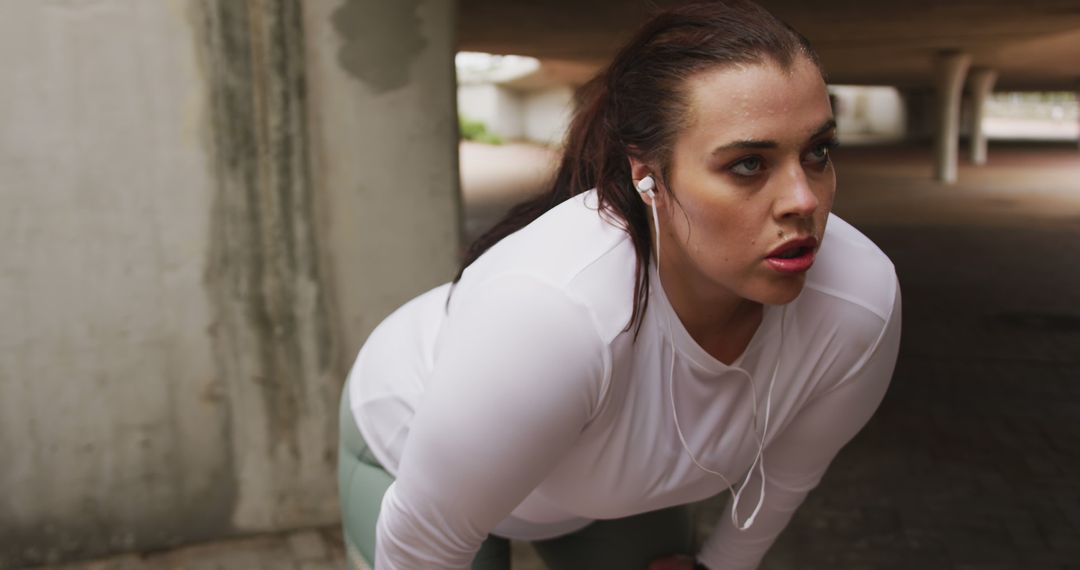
[627, 155, 661, 206]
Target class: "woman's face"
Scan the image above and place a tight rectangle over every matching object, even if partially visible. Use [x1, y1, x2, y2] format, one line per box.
[649, 56, 836, 307]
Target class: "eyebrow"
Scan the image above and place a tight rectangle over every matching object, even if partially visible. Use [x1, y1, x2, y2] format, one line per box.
[710, 118, 837, 155]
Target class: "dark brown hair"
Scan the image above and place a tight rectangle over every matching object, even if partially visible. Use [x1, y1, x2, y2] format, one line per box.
[454, 0, 822, 332]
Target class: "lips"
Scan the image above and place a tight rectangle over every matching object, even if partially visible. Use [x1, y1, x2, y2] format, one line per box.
[765, 236, 818, 274]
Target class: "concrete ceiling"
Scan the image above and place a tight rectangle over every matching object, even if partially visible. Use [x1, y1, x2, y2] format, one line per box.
[458, 0, 1080, 91]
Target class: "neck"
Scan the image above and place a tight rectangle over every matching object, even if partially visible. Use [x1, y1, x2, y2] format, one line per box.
[656, 252, 763, 365]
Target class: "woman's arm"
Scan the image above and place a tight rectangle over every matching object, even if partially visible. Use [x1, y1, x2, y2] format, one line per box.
[696, 282, 902, 570]
[375, 274, 608, 569]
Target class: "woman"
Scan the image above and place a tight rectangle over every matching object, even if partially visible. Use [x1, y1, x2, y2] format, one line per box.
[339, 1, 901, 569]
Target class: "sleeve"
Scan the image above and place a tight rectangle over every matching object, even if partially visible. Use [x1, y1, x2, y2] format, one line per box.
[374, 274, 608, 569]
[697, 281, 902, 570]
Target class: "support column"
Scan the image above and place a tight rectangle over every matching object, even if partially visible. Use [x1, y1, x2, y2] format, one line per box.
[933, 50, 972, 183]
[968, 68, 998, 165]
[901, 87, 935, 144]
[1071, 80, 1080, 151]
[302, 0, 462, 350]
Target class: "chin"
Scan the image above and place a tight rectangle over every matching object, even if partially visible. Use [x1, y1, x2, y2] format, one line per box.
[754, 278, 807, 306]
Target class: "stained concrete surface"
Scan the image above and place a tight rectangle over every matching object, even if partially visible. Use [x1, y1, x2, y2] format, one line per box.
[26, 142, 1080, 569]
[2, 2, 462, 565]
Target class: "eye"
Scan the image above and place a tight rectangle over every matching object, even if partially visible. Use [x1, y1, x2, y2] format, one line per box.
[804, 138, 839, 165]
[729, 156, 765, 177]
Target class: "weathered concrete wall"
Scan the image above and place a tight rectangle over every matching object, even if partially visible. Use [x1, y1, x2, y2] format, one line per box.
[521, 86, 574, 146]
[458, 83, 520, 140]
[457, 82, 573, 145]
[900, 88, 937, 143]
[0, 2, 236, 565]
[194, 0, 340, 536]
[0, 0, 460, 566]
[303, 0, 461, 355]
[830, 86, 906, 144]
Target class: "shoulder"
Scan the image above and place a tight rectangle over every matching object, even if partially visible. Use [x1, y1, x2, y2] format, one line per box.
[452, 190, 637, 343]
[788, 214, 901, 387]
[803, 213, 899, 324]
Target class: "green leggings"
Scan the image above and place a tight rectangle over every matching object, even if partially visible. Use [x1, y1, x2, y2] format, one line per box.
[338, 382, 695, 569]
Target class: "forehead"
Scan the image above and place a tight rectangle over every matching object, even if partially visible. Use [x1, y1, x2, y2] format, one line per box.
[682, 58, 831, 142]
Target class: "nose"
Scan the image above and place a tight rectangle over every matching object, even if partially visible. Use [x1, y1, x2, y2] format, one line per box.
[776, 164, 819, 219]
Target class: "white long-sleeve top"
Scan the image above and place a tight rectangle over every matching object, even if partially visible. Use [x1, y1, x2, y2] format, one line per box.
[348, 190, 901, 569]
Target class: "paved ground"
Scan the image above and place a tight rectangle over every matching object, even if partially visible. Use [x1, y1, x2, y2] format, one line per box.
[28, 528, 348, 570]
[28, 142, 1080, 569]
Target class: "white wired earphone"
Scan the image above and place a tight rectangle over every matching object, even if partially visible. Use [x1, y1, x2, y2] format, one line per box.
[635, 175, 662, 270]
[634, 173, 786, 531]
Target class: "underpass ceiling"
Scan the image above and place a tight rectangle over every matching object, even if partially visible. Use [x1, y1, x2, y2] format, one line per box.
[458, 0, 1080, 91]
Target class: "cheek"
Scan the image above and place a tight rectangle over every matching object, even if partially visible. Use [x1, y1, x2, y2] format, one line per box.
[818, 170, 838, 207]
[685, 206, 757, 260]
[818, 189, 837, 221]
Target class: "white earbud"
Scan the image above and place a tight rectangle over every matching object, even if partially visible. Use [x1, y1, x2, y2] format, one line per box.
[635, 174, 661, 271]
[636, 175, 656, 198]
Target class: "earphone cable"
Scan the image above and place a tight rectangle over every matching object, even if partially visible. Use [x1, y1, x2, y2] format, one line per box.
[662, 270, 786, 531]
[640, 176, 784, 531]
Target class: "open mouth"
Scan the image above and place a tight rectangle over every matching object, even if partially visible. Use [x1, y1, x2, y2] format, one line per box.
[770, 245, 812, 260]
[765, 237, 818, 274]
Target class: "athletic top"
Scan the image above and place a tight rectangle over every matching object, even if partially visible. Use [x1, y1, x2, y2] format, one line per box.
[348, 189, 901, 570]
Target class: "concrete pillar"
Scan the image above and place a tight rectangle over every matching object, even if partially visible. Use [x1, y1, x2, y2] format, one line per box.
[968, 68, 998, 165]
[302, 0, 462, 354]
[933, 51, 972, 183]
[197, 0, 350, 535]
[0, 2, 237, 565]
[1076, 84, 1080, 151]
[900, 88, 936, 144]
[0, 0, 461, 566]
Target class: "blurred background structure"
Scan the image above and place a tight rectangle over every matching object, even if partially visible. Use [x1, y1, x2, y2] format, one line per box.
[1, 0, 1077, 568]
